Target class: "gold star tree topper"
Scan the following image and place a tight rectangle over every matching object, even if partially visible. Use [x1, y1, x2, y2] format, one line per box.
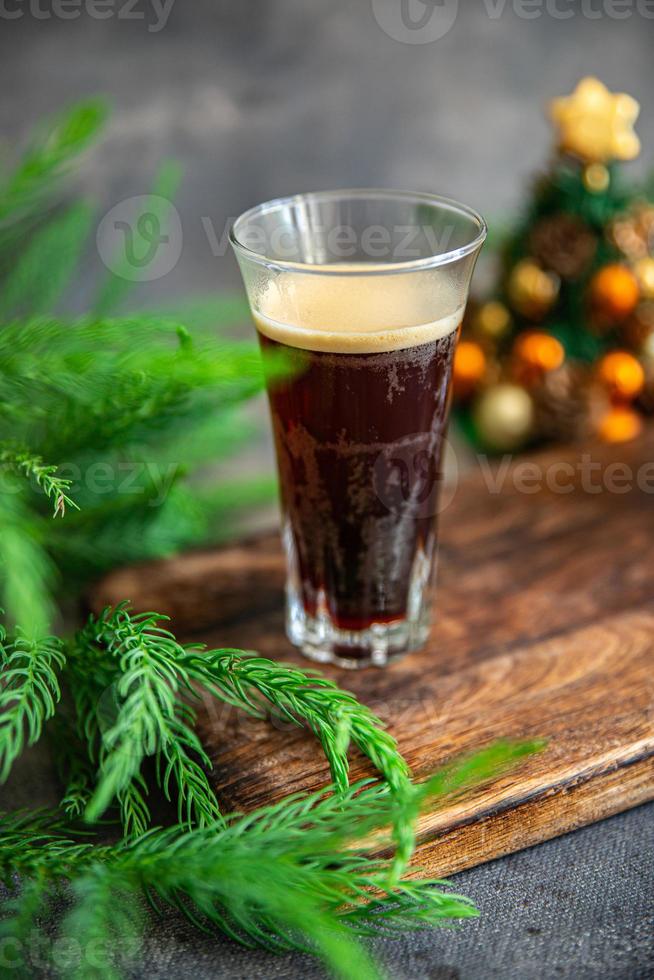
[549, 77, 641, 164]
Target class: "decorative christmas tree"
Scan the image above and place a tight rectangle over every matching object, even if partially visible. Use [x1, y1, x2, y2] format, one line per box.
[454, 77, 654, 453]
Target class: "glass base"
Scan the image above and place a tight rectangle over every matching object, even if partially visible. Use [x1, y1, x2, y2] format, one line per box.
[287, 601, 429, 668]
[282, 520, 435, 669]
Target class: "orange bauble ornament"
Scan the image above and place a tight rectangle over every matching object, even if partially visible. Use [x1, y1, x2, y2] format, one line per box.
[597, 405, 643, 443]
[589, 263, 640, 321]
[596, 350, 645, 400]
[453, 340, 487, 398]
[513, 331, 565, 383]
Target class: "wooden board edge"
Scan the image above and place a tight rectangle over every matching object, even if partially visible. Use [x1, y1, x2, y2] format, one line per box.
[400, 752, 654, 880]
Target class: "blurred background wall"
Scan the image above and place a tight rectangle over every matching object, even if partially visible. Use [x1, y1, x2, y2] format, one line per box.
[1, 0, 652, 308]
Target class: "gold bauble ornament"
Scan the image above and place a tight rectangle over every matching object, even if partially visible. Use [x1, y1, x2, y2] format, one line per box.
[472, 301, 512, 341]
[473, 383, 535, 453]
[589, 263, 640, 321]
[582, 163, 610, 194]
[453, 340, 487, 399]
[549, 77, 641, 165]
[637, 330, 654, 414]
[597, 405, 643, 444]
[633, 257, 654, 301]
[507, 260, 559, 319]
[596, 350, 645, 401]
[642, 328, 654, 365]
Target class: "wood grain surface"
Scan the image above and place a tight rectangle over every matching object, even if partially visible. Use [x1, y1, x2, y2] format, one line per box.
[92, 432, 654, 876]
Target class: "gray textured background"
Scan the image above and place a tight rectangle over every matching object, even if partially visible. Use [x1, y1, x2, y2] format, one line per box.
[1, 3, 653, 978]
[1, 1, 653, 303]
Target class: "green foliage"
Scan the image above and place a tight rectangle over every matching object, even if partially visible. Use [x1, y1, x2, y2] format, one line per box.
[71, 605, 221, 831]
[0, 598, 542, 977]
[0, 99, 275, 631]
[0, 447, 78, 517]
[0, 100, 545, 979]
[0, 201, 94, 320]
[0, 631, 66, 779]
[0, 489, 58, 634]
[0, 737, 540, 980]
[92, 161, 181, 318]
[182, 646, 416, 876]
[0, 98, 107, 236]
[56, 603, 411, 841]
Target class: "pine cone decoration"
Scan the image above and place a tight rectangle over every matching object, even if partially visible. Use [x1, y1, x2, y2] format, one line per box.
[637, 371, 654, 416]
[530, 213, 597, 280]
[532, 363, 603, 442]
[637, 332, 654, 415]
[621, 300, 654, 350]
[609, 202, 654, 260]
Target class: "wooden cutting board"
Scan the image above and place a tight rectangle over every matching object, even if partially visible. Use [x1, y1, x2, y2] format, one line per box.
[92, 433, 654, 877]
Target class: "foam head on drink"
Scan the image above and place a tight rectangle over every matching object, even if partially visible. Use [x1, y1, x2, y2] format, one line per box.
[252, 268, 463, 652]
[252, 268, 464, 354]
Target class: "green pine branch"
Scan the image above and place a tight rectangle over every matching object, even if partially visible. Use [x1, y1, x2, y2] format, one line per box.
[61, 864, 143, 980]
[0, 99, 286, 631]
[0, 446, 78, 517]
[0, 631, 66, 782]
[0, 737, 540, 980]
[0, 489, 58, 634]
[73, 604, 413, 845]
[0, 98, 107, 230]
[72, 606, 219, 832]
[182, 646, 416, 876]
[0, 201, 93, 320]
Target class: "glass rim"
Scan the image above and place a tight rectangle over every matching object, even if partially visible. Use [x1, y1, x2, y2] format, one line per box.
[229, 188, 487, 276]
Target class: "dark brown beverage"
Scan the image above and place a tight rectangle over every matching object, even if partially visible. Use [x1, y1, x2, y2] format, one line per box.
[259, 323, 458, 654]
[232, 189, 486, 666]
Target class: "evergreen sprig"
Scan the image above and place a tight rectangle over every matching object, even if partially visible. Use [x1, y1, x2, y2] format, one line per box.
[0, 630, 66, 781]
[0, 100, 276, 632]
[0, 99, 546, 980]
[0, 739, 540, 980]
[60, 604, 413, 844]
[0, 446, 78, 517]
[182, 647, 417, 875]
[0, 601, 542, 979]
[64, 605, 219, 833]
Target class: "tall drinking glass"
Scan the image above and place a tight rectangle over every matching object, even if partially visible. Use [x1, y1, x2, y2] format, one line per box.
[231, 190, 486, 668]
